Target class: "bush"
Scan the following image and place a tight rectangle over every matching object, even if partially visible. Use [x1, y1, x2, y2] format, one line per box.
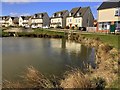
[65, 26, 69, 29]
[70, 26, 74, 30]
[79, 27, 86, 31]
[50, 27, 54, 28]
[74, 26, 78, 30]
[56, 25, 62, 29]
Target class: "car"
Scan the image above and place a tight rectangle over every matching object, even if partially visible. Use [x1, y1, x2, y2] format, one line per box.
[42, 26, 49, 29]
[31, 25, 38, 29]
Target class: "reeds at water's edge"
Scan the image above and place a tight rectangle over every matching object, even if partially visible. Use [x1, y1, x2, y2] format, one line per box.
[2, 66, 110, 88]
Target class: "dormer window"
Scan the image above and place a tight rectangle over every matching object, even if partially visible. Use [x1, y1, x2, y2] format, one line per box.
[69, 13, 72, 16]
[77, 12, 81, 16]
[53, 13, 56, 17]
[52, 14, 54, 17]
[39, 15, 42, 18]
[58, 13, 61, 17]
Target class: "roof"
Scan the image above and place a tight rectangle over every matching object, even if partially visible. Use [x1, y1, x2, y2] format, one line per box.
[11, 17, 19, 24]
[74, 7, 89, 17]
[31, 12, 47, 19]
[1, 16, 10, 21]
[21, 16, 31, 20]
[97, 1, 120, 10]
[51, 10, 68, 18]
[67, 7, 89, 17]
[69, 7, 80, 17]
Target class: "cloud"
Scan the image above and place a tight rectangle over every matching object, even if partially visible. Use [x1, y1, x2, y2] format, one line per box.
[10, 12, 30, 17]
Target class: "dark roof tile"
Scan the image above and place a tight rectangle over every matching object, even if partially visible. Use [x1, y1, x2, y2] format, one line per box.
[97, 1, 120, 10]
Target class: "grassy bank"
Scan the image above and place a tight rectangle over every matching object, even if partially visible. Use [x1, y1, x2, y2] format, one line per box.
[1, 28, 65, 38]
[81, 33, 120, 49]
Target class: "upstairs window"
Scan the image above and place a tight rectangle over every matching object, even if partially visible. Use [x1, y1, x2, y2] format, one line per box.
[76, 19, 77, 23]
[39, 15, 42, 18]
[58, 13, 61, 17]
[77, 12, 81, 16]
[69, 13, 72, 16]
[115, 8, 120, 16]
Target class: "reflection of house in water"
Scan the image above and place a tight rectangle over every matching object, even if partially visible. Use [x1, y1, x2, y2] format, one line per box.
[65, 41, 82, 53]
[50, 39, 62, 49]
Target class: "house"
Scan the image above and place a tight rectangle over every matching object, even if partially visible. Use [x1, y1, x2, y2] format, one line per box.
[97, 1, 120, 32]
[0, 16, 19, 27]
[0, 16, 11, 27]
[19, 16, 31, 27]
[50, 10, 69, 28]
[11, 17, 19, 26]
[66, 7, 94, 29]
[31, 12, 49, 28]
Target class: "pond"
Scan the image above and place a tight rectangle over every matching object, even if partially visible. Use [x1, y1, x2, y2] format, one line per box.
[2, 37, 96, 81]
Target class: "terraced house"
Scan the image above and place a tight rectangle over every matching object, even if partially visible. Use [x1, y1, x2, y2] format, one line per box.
[0, 16, 19, 27]
[66, 7, 94, 28]
[31, 12, 49, 28]
[0, 16, 10, 27]
[50, 10, 69, 28]
[97, 1, 120, 32]
[19, 16, 31, 27]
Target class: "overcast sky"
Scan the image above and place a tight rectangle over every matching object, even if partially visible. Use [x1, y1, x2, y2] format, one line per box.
[2, 2, 102, 19]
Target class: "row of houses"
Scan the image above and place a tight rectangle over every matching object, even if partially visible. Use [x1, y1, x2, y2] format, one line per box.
[0, 6, 94, 29]
[0, 1, 120, 32]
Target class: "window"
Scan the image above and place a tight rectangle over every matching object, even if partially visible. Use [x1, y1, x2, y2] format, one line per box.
[69, 13, 72, 16]
[77, 13, 81, 16]
[76, 19, 77, 23]
[58, 13, 61, 17]
[99, 23, 102, 30]
[52, 20, 53, 23]
[78, 19, 80, 23]
[99, 22, 110, 30]
[39, 15, 42, 18]
[52, 14, 55, 17]
[115, 8, 120, 16]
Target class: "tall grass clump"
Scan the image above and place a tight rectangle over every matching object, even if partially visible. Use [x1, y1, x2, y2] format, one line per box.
[3, 66, 55, 88]
[60, 68, 91, 88]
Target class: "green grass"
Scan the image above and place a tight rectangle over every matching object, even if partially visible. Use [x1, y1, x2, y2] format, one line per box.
[32, 28, 65, 36]
[81, 33, 120, 49]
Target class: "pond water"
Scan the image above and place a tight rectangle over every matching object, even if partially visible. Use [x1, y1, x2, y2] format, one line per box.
[2, 37, 96, 81]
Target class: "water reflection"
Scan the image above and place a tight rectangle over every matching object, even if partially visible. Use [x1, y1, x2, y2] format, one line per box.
[2, 37, 95, 81]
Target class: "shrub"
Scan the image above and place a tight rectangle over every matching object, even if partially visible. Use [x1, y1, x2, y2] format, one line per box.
[70, 26, 74, 30]
[50, 27, 54, 28]
[65, 26, 69, 29]
[56, 25, 62, 29]
[74, 26, 78, 30]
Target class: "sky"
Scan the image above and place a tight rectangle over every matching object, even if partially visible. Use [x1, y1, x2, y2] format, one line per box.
[1, 2, 102, 19]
